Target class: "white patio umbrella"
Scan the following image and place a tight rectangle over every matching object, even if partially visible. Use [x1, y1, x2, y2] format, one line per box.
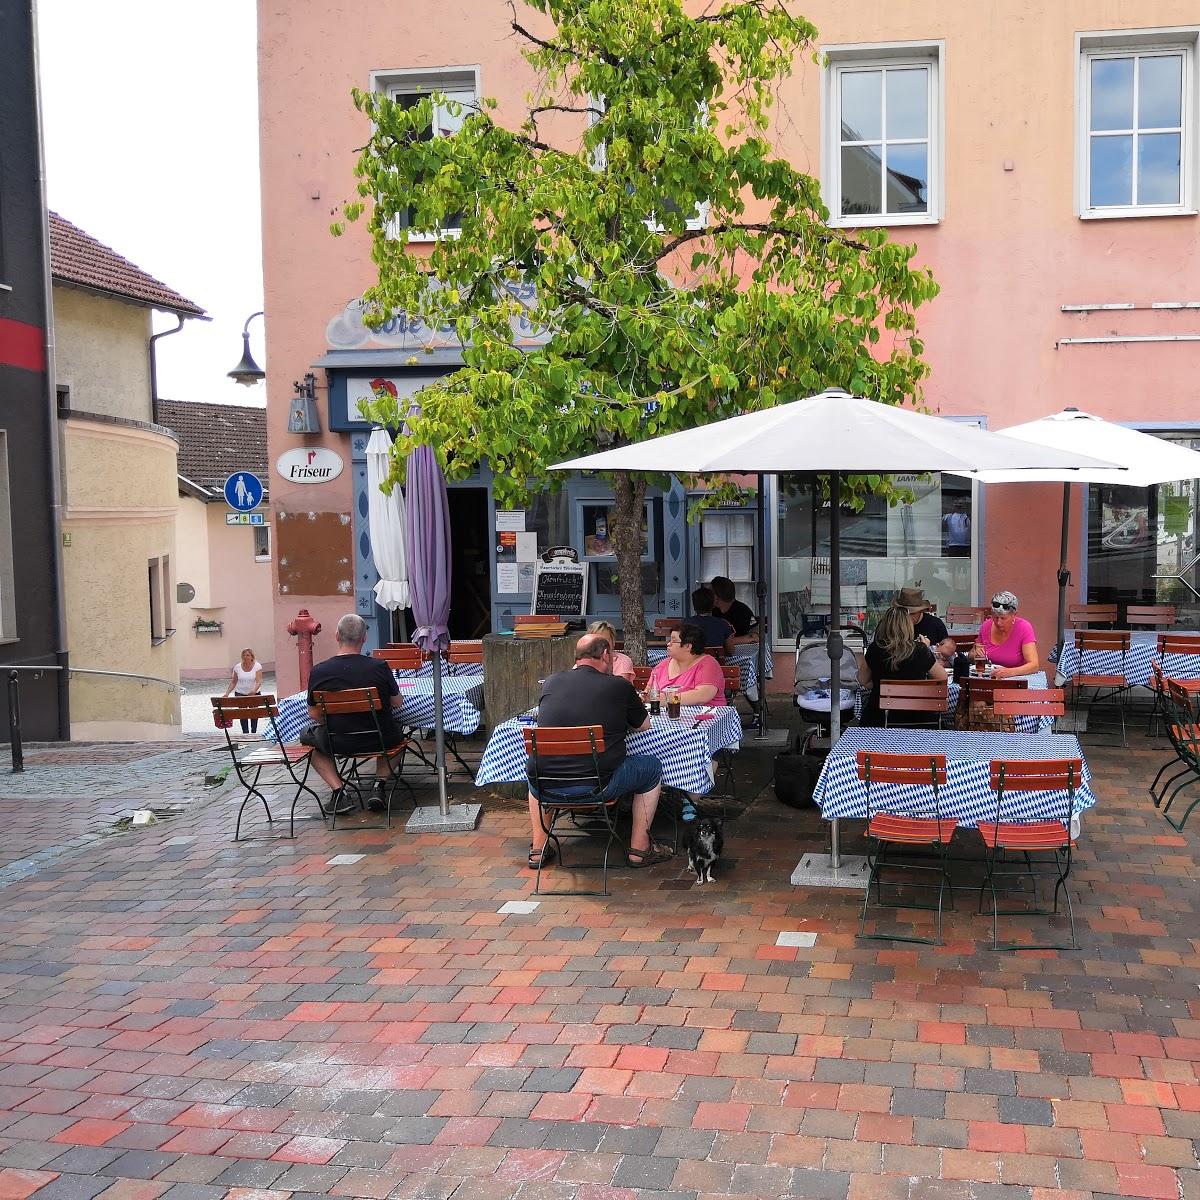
[366, 427, 410, 612]
[969, 408, 1200, 653]
[554, 390, 1120, 867]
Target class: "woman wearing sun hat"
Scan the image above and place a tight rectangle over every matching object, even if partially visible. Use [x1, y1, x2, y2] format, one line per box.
[973, 591, 1039, 678]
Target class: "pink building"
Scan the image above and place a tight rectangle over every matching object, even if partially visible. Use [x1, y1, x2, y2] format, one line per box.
[257, 2, 1200, 694]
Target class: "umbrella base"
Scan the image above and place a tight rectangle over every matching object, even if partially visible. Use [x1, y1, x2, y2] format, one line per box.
[790, 852, 870, 889]
[405, 802, 482, 834]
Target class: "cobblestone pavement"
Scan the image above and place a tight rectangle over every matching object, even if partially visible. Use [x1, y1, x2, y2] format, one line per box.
[0, 725, 1195, 1199]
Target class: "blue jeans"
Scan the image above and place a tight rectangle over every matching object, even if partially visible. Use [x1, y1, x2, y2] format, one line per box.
[528, 752, 662, 801]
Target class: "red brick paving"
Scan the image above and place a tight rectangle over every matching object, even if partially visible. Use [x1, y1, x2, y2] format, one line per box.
[0, 736, 1190, 1197]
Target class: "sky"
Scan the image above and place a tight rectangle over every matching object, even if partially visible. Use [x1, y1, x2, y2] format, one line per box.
[37, 0, 265, 409]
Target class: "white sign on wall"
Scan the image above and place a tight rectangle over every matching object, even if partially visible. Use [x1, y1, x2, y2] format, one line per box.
[276, 447, 344, 484]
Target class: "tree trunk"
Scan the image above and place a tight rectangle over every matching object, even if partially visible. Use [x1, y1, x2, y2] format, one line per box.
[611, 471, 648, 663]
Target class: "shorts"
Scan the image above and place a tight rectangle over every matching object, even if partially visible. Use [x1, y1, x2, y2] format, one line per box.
[528, 752, 662, 801]
[327, 718, 405, 756]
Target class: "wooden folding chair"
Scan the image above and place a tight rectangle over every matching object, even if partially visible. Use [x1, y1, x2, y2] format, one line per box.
[946, 605, 988, 628]
[652, 618, 683, 639]
[525, 725, 622, 896]
[1152, 635, 1200, 736]
[1069, 603, 1117, 629]
[372, 645, 424, 672]
[702, 646, 728, 664]
[446, 641, 484, 674]
[1071, 630, 1131, 744]
[879, 679, 948, 728]
[950, 634, 977, 655]
[960, 676, 1026, 732]
[1155, 681, 1200, 832]
[312, 687, 414, 829]
[978, 758, 1082, 951]
[992, 688, 1066, 732]
[212, 696, 320, 841]
[856, 751, 955, 945]
[1126, 604, 1176, 628]
[631, 665, 653, 693]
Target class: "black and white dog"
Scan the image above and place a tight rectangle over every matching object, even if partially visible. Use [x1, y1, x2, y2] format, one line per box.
[685, 817, 724, 885]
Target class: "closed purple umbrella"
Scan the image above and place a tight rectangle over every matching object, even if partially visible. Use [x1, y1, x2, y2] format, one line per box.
[405, 443, 453, 817]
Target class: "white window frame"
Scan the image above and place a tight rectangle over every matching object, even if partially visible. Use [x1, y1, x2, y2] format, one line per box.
[822, 41, 944, 228]
[1075, 28, 1198, 220]
[369, 65, 481, 242]
[253, 524, 271, 562]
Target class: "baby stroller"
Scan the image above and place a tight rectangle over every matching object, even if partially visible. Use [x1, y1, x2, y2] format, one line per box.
[793, 626, 865, 755]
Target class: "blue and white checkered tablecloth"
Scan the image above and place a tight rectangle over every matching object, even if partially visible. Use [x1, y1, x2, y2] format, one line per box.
[849, 672, 1054, 734]
[398, 660, 485, 681]
[475, 705, 742, 796]
[813, 728, 1096, 829]
[647, 645, 773, 696]
[1055, 631, 1200, 689]
[265, 676, 486, 744]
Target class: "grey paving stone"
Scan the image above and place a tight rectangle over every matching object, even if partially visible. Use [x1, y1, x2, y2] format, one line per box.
[892, 1087, 947, 1118]
[997, 1094, 1055, 1126]
[611, 1154, 678, 1190]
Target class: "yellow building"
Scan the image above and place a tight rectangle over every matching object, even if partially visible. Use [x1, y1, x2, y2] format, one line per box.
[50, 212, 206, 739]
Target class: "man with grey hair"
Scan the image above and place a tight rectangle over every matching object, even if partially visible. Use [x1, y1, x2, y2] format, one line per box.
[305, 613, 408, 814]
[527, 632, 668, 871]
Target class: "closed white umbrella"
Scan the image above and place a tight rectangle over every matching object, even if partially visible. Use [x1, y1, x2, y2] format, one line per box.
[969, 409, 1200, 651]
[366, 427, 410, 612]
[554, 390, 1120, 869]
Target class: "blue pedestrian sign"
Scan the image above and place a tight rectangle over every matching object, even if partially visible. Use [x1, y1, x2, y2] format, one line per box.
[224, 471, 264, 512]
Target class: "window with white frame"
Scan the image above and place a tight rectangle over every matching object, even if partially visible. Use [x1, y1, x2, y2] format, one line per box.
[372, 67, 478, 240]
[825, 44, 943, 226]
[1078, 31, 1196, 217]
[254, 524, 270, 561]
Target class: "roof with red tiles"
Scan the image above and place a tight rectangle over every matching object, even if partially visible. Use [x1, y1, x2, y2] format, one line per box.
[48, 211, 207, 318]
[157, 399, 267, 498]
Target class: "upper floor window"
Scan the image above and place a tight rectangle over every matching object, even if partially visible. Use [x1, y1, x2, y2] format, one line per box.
[371, 66, 479, 240]
[1078, 30, 1197, 218]
[824, 43, 943, 227]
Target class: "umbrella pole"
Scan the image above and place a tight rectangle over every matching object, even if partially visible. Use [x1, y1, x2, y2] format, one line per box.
[755, 473, 769, 739]
[433, 651, 449, 816]
[828, 473, 842, 869]
[1055, 482, 1071, 659]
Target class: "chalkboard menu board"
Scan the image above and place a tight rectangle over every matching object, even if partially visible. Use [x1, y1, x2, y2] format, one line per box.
[532, 556, 588, 616]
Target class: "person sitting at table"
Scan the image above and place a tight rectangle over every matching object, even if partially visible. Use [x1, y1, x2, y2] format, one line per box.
[647, 622, 728, 707]
[587, 620, 635, 682]
[689, 586, 734, 656]
[711, 576, 757, 644]
[897, 584, 957, 670]
[304, 613, 409, 814]
[529, 633, 670, 870]
[857, 603, 948, 726]
[972, 590, 1039, 678]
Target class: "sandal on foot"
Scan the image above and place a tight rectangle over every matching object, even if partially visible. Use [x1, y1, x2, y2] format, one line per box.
[626, 845, 672, 868]
[527, 844, 557, 870]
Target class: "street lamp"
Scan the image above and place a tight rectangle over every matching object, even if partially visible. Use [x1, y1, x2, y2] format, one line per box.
[227, 310, 265, 385]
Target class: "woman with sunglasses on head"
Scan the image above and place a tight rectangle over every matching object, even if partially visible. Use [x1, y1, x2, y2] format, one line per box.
[973, 591, 1039, 678]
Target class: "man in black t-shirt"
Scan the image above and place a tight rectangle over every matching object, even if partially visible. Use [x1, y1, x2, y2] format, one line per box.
[528, 634, 668, 870]
[305, 613, 407, 812]
[897, 586, 951, 655]
[711, 576, 757, 643]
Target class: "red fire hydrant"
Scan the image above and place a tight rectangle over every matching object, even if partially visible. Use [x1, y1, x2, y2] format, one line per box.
[287, 608, 322, 690]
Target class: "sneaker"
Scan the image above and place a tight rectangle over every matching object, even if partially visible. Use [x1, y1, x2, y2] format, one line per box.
[367, 781, 387, 813]
[328, 787, 355, 816]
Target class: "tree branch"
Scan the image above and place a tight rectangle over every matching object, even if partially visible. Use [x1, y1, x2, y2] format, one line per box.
[654, 220, 870, 262]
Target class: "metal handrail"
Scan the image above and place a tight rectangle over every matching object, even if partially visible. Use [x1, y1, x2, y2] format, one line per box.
[4, 664, 181, 773]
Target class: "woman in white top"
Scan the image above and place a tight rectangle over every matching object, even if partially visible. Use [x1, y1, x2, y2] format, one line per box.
[222, 648, 263, 732]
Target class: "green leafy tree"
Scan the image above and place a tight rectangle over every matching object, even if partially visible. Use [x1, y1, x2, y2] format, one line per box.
[340, 0, 938, 659]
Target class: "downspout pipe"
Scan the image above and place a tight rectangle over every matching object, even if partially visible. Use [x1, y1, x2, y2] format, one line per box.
[31, 0, 69, 740]
[149, 313, 186, 426]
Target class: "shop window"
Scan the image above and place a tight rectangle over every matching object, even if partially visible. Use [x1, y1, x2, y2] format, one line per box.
[372, 67, 479, 239]
[1077, 31, 1196, 218]
[699, 511, 756, 610]
[825, 42, 943, 226]
[775, 474, 975, 642]
[254, 525, 271, 561]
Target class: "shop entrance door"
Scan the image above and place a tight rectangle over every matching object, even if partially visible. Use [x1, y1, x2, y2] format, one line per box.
[448, 487, 492, 638]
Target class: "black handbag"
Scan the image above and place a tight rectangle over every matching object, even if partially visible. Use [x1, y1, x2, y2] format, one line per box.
[773, 752, 822, 809]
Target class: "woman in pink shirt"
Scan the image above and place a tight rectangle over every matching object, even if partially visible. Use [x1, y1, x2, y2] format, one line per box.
[647, 623, 728, 706]
[974, 590, 1039, 678]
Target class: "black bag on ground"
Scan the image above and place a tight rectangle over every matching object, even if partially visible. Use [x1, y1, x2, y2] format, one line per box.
[774, 752, 821, 809]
